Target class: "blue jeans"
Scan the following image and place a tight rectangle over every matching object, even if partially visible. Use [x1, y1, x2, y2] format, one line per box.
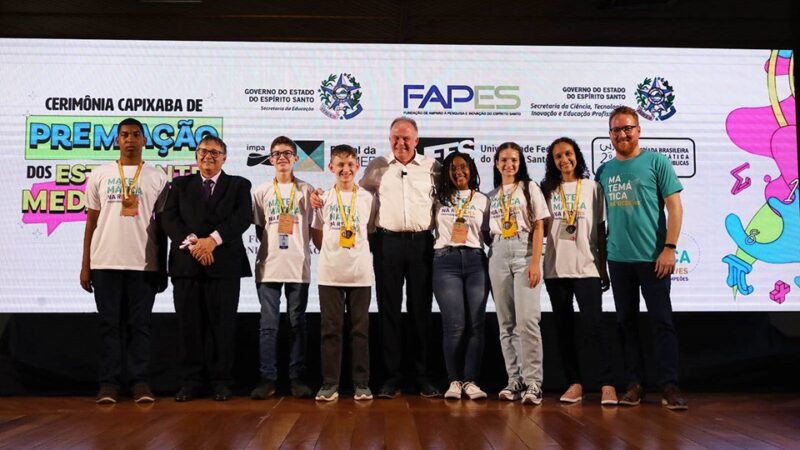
[91, 269, 157, 387]
[257, 282, 309, 381]
[608, 261, 680, 388]
[432, 246, 489, 382]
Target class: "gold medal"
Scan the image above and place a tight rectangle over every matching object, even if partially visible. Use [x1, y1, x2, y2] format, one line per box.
[273, 179, 297, 235]
[501, 217, 518, 239]
[336, 185, 359, 249]
[558, 179, 582, 238]
[117, 160, 143, 217]
[449, 191, 474, 244]
[339, 228, 356, 248]
[498, 183, 519, 239]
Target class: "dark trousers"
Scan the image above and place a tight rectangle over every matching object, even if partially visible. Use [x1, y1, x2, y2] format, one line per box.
[319, 285, 371, 386]
[92, 269, 157, 387]
[608, 261, 680, 388]
[376, 231, 434, 382]
[545, 277, 613, 387]
[432, 247, 489, 383]
[173, 276, 240, 387]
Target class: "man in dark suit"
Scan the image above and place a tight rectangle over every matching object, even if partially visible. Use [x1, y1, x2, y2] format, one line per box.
[161, 134, 253, 401]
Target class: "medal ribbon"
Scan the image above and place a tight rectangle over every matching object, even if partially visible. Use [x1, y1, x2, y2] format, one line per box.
[117, 160, 144, 200]
[499, 182, 519, 223]
[558, 179, 582, 226]
[273, 178, 297, 215]
[451, 190, 475, 221]
[335, 185, 358, 231]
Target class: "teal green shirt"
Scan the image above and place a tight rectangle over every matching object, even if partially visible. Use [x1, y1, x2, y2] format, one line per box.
[596, 150, 682, 262]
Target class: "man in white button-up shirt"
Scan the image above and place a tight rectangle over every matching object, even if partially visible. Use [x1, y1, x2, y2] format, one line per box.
[359, 117, 442, 398]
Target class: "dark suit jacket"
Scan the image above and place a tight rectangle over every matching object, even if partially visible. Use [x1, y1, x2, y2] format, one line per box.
[161, 171, 253, 279]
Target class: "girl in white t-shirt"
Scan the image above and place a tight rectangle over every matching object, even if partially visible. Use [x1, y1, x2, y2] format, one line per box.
[432, 152, 491, 400]
[486, 142, 550, 405]
[541, 136, 617, 405]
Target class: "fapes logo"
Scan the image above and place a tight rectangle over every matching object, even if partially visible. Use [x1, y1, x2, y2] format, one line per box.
[404, 85, 520, 110]
[417, 137, 475, 163]
[635, 76, 676, 121]
[318, 73, 363, 120]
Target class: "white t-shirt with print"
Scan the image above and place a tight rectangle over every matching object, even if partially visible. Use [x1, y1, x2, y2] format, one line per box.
[543, 180, 606, 279]
[252, 178, 314, 283]
[312, 187, 376, 287]
[85, 162, 168, 271]
[487, 181, 550, 237]
[433, 190, 490, 250]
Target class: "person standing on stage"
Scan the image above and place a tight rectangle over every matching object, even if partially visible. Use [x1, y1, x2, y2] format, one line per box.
[541, 137, 617, 405]
[314, 117, 441, 398]
[595, 105, 687, 410]
[161, 135, 252, 402]
[432, 152, 491, 401]
[250, 136, 314, 400]
[81, 117, 168, 404]
[486, 142, 550, 405]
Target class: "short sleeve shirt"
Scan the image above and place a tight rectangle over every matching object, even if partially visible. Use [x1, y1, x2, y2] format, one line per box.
[252, 178, 314, 283]
[433, 190, 490, 250]
[85, 162, 168, 271]
[596, 151, 683, 262]
[487, 181, 550, 237]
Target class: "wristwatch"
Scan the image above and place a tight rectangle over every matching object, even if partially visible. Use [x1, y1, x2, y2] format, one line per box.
[664, 243, 677, 249]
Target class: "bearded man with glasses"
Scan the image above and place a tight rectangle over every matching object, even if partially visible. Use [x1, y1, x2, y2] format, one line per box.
[595, 106, 687, 410]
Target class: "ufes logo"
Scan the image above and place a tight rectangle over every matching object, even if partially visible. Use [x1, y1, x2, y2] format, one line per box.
[404, 85, 520, 110]
[417, 137, 475, 163]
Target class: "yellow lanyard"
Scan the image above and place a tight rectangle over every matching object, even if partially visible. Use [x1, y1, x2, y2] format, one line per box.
[558, 179, 582, 226]
[499, 182, 518, 223]
[273, 178, 297, 214]
[451, 190, 475, 221]
[335, 185, 359, 231]
[116, 160, 143, 200]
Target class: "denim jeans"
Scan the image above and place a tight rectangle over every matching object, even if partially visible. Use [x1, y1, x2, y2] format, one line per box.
[487, 236, 543, 387]
[91, 269, 157, 387]
[432, 246, 489, 382]
[257, 282, 309, 381]
[608, 261, 680, 388]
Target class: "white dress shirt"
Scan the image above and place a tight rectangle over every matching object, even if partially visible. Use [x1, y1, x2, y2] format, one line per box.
[359, 152, 441, 232]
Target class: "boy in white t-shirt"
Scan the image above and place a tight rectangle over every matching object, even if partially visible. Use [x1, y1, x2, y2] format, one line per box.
[250, 136, 315, 399]
[311, 144, 377, 401]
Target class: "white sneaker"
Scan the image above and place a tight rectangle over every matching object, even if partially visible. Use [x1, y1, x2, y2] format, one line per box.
[462, 381, 487, 400]
[521, 384, 543, 405]
[444, 381, 463, 399]
[498, 379, 524, 401]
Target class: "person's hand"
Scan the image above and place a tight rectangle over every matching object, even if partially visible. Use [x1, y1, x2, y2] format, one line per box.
[80, 265, 93, 293]
[527, 262, 541, 288]
[600, 270, 611, 292]
[655, 247, 676, 279]
[197, 252, 214, 266]
[310, 188, 325, 209]
[190, 237, 217, 266]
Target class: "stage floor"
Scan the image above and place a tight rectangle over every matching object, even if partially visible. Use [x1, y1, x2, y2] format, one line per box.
[1, 393, 798, 448]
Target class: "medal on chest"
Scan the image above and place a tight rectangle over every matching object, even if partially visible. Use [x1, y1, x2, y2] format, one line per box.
[499, 183, 519, 239]
[274, 179, 298, 236]
[117, 160, 143, 217]
[449, 191, 474, 244]
[558, 180, 582, 241]
[336, 185, 359, 249]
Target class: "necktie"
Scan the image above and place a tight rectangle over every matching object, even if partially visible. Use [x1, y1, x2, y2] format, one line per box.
[202, 179, 214, 201]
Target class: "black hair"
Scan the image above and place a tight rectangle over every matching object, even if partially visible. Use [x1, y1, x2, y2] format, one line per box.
[118, 117, 144, 134]
[540, 137, 589, 200]
[493, 142, 535, 224]
[435, 151, 480, 206]
[199, 134, 228, 154]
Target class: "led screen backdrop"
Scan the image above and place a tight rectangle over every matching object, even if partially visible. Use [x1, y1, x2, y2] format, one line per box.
[0, 39, 797, 312]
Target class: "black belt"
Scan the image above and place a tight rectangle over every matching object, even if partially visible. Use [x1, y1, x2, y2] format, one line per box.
[378, 228, 431, 240]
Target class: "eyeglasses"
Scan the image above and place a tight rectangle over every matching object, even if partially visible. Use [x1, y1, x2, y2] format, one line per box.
[270, 150, 296, 160]
[197, 149, 225, 158]
[610, 125, 638, 135]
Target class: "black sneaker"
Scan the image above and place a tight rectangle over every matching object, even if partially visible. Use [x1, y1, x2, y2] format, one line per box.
[132, 382, 155, 403]
[661, 384, 688, 411]
[290, 379, 313, 399]
[418, 379, 442, 398]
[250, 379, 277, 400]
[96, 384, 119, 404]
[378, 380, 401, 399]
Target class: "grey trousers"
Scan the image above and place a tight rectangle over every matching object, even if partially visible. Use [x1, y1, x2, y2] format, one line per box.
[488, 236, 543, 387]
